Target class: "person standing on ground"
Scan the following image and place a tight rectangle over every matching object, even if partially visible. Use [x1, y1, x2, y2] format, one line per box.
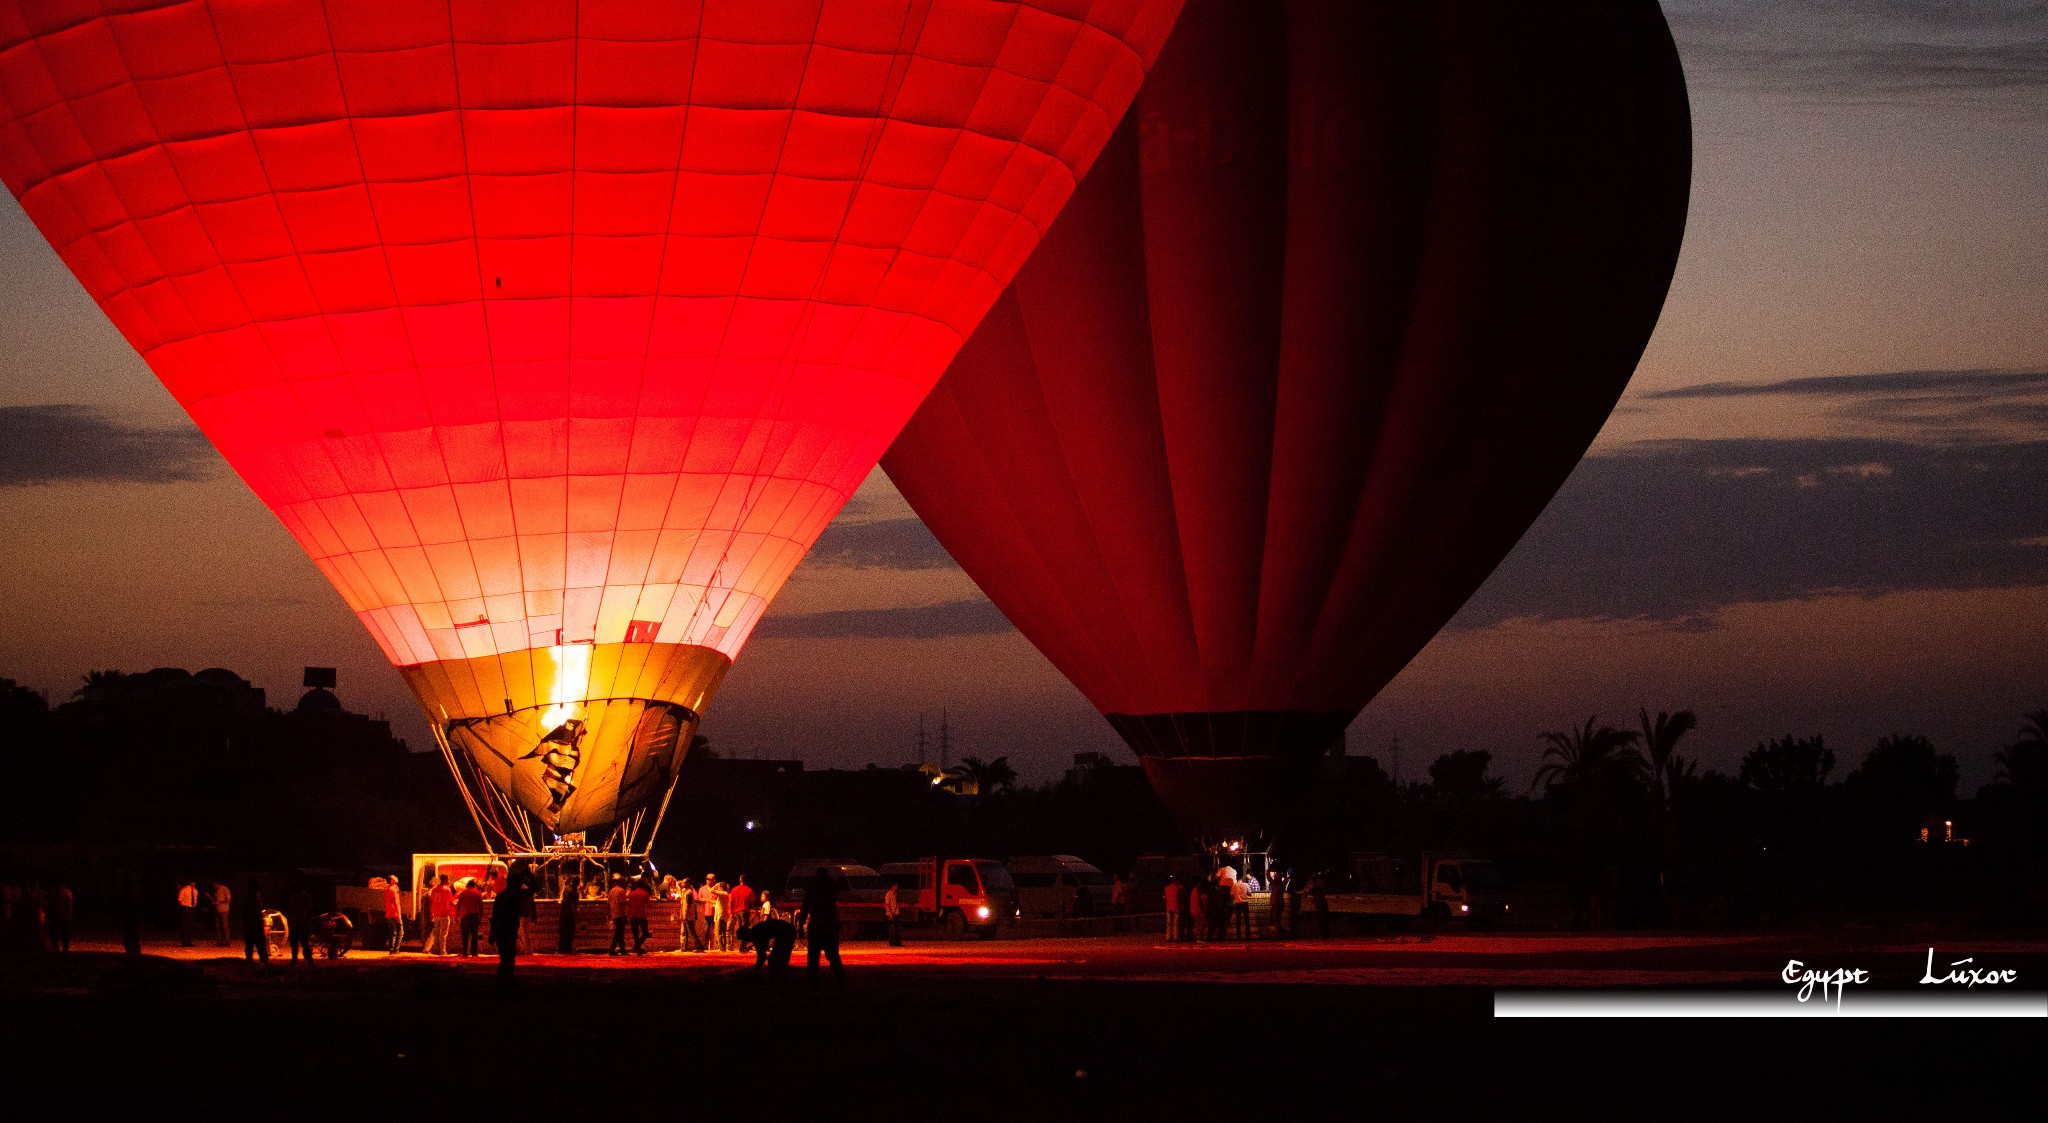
[711, 877, 732, 951]
[608, 875, 630, 956]
[557, 877, 579, 955]
[884, 881, 902, 947]
[1188, 874, 1207, 941]
[428, 874, 455, 955]
[493, 861, 534, 990]
[800, 867, 846, 989]
[117, 873, 141, 957]
[176, 880, 200, 946]
[47, 881, 73, 953]
[1268, 867, 1291, 938]
[626, 878, 652, 955]
[240, 877, 268, 962]
[382, 877, 405, 954]
[1229, 872, 1252, 940]
[727, 875, 756, 949]
[211, 880, 233, 947]
[1307, 872, 1330, 938]
[1162, 877, 1182, 943]
[285, 883, 315, 962]
[457, 879, 484, 956]
[692, 875, 718, 953]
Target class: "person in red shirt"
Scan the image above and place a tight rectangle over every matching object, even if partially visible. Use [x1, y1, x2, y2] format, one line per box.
[428, 875, 455, 956]
[626, 879, 652, 955]
[726, 875, 756, 950]
[382, 878, 405, 954]
[457, 881, 485, 957]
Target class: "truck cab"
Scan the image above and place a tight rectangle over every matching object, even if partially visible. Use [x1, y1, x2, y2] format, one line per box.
[1425, 856, 1509, 925]
[877, 858, 1018, 938]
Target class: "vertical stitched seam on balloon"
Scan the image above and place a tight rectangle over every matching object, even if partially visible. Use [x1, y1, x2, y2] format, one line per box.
[441, 1, 532, 686]
[603, 3, 708, 629]
[667, 0, 931, 652]
[293, 0, 489, 662]
[666, 8, 837, 649]
[90, 7, 426, 648]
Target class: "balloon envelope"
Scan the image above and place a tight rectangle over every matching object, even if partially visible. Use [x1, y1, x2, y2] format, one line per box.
[0, 0, 1179, 833]
[884, 0, 1692, 839]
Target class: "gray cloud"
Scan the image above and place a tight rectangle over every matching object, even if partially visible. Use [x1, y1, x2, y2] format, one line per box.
[801, 516, 959, 570]
[1450, 437, 2048, 629]
[1643, 368, 2048, 445]
[751, 598, 1012, 640]
[0, 404, 214, 486]
[1646, 368, 2048, 400]
[1667, 0, 2048, 98]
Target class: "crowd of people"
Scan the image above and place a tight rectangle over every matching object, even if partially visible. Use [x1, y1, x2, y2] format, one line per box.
[1160, 867, 1331, 942]
[1, 880, 75, 954]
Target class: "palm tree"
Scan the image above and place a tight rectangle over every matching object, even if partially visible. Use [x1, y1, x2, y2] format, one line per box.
[1534, 716, 1645, 930]
[1533, 716, 1646, 794]
[1639, 708, 1699, 812]
[1991, 710, 2047, 797]
[957, 755, 1018, 795]
[73, 669, 124, 700]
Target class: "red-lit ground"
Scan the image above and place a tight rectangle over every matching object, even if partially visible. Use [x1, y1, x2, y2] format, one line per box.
[6, 928, 2043, 1116]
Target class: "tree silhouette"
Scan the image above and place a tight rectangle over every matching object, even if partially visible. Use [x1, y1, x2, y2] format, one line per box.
[1533, 717, 1646, 794]
[74, 669, 125, 699]
[1844, 734, 1958, 843]
[957, 755, 1017, 795]
[1739, 735, 1833, 797]
[1995, 711, 2047, 796]
[1533, 717, 1646, 928]
[1428, 749, 1503, 801]
[1638, 708, 1698, 813]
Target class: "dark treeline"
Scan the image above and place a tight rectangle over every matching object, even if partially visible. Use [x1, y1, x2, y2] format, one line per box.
[6, 667, 2045, 930]
[1, 668, 473, 919]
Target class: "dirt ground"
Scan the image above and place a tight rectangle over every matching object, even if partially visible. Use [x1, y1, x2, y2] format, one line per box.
[4, 928, 2041, 1118]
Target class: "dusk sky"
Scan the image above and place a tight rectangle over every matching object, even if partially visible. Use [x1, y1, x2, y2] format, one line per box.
[1, 1, 2043, 788]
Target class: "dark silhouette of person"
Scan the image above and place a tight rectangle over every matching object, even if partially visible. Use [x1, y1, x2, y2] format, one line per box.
[285, 884, 314, 961]
[241, 877, 269, 962]
[799, 867, 845, 989]
[493, 860, 535, 990]
[738, 918, 796, 984]
[1307, 873, 1330, 938]
[557, 877, 579, 954]
[117, 873, 141, 957]
[47, 881, 73, 953]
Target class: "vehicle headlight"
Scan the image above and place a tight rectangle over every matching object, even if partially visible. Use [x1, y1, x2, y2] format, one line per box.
[976, 906, 991, 919]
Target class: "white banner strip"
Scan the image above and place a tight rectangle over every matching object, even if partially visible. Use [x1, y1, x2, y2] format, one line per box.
[1494, 991, 2047, 1018]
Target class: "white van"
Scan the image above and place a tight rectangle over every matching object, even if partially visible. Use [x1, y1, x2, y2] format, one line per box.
[1004, 855, 1114, 919]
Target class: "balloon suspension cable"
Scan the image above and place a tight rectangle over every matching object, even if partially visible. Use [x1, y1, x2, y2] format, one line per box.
[636, 768, 686, 859]
[431, 722, 534, 854]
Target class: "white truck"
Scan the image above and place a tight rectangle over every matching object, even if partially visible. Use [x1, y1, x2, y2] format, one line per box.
[1323, 852, 1510, 926]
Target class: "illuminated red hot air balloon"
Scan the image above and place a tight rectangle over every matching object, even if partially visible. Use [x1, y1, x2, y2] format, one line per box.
[0, 0, 1179, 844]
[883, 0, 1692, 841]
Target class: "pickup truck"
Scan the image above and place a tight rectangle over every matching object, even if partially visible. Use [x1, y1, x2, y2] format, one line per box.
[876, 858, 1020, 938]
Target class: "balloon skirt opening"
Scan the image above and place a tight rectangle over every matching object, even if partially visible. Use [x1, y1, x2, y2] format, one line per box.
[1109, 711, 1353, 841]
[401, 643, 730, 835]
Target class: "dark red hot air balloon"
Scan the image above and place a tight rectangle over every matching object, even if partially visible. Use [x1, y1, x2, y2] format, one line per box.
[0, 0, 1180, 845]
[883, 0, 1692, 841]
